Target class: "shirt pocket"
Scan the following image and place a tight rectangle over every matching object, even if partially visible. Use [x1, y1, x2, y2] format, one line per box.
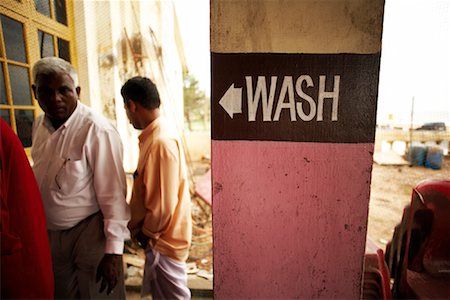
[52, 156, 90, 196]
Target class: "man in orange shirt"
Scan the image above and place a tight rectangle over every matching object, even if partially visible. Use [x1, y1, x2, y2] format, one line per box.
[121, 76, 192, 299]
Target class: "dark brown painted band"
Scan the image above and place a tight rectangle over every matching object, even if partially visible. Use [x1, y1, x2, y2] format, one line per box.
[211, 52, 381, 143]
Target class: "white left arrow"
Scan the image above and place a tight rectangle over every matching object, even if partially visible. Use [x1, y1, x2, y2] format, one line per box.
[219, 84, 242, 119]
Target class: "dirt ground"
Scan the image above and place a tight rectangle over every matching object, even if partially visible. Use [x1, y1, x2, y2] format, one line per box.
[367, 155, 450, 251]
[125, 152, 449, 297]
[187, 154, 450, 279]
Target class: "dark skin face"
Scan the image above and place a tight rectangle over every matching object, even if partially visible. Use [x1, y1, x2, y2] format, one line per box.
[32, 71, 80, 130]
[123, 99, 160, 130]
[123, 100, 140, 129]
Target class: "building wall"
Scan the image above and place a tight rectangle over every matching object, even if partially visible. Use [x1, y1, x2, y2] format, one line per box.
[211, 0, 384, 54]
[0, 0, 77, 153]
[73, 0, 186, 172]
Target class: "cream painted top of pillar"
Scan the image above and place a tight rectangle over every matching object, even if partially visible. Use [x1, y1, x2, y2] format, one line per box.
[211, 0, 384, 54]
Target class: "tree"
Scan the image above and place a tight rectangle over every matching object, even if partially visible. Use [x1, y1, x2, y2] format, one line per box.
[183, 74, 208, 131]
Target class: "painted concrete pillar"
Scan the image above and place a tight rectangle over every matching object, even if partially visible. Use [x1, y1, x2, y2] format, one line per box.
[211, 0, 384, 298]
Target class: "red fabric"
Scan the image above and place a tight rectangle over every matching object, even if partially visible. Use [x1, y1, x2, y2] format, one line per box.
[1, 118, 54, 299]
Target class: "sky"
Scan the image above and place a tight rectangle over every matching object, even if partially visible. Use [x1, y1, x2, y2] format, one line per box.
[175, 0, 450, 126]
[174, 0, 210, 95]
[377, 0, 450, 126]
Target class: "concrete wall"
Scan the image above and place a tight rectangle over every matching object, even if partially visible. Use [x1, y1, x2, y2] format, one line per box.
[73, 0, 185, 172]
[211, 0, 384, 54]
[211, 0, 384, 298]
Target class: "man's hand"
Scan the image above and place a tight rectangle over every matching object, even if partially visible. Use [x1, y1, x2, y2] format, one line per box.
[136, 230, 150, 249]
[96, 254, 121, 295]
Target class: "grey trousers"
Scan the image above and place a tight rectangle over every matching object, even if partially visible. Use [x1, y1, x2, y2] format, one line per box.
[48, 212, 125, 299]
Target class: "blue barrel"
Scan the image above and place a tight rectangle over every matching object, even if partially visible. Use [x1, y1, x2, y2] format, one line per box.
[425, 146, 443, 170]
[407, 145, 427, 166]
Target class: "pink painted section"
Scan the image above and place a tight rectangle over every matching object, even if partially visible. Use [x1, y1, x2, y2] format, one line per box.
[194, 169, 212, 205]
[212, 140, 374, 299]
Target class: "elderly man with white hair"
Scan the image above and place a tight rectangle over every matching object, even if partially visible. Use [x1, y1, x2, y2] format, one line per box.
[31, 56, 130, 299]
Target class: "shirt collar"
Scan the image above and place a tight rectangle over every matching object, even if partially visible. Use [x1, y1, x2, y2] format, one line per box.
[138, 116, 161, 143]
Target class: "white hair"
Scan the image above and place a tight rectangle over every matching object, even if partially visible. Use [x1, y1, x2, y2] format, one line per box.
[32, 57, 79, 87]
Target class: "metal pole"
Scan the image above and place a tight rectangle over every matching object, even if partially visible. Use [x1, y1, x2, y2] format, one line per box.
[410, 97, 414, 138]
[408, 96, 414, 162]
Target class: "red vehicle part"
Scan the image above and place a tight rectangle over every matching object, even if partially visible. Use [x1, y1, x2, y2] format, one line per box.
[363, 248, 392, 300]
[385, 180, 450, 299]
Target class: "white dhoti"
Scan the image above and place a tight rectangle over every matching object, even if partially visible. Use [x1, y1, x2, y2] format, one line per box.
[141, 247, 190, 300]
